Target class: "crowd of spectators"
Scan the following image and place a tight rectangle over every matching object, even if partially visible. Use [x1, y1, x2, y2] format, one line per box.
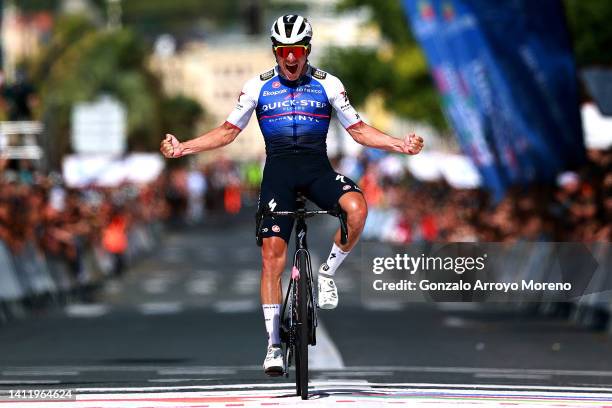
[163, 157, 262, 224]
[1, 147, 608, 286]
[0, 157, 168, 283]
[341, 148, 611, 243]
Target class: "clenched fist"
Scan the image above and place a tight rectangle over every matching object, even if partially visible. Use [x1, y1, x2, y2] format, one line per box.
[160, 134, 184, 158]
[401, 133, 424, 155]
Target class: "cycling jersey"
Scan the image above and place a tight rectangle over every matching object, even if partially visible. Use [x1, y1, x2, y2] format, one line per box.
[226, 65, 362, 157]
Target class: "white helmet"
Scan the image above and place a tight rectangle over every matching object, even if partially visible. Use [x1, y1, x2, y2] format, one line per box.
[270, 15, 312, 45]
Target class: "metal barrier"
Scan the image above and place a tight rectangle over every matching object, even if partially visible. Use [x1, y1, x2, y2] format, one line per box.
[0, 222, 162, 324]
[0, 240, 25, 302]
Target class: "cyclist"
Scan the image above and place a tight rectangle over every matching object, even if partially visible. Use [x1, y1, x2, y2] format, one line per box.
[160, 14, 424, 376]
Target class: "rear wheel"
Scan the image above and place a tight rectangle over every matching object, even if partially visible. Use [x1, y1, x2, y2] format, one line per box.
[295, 251, 310, 399]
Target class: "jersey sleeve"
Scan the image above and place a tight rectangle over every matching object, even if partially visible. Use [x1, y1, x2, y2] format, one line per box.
[226, 78, 259, 130]
[327, 75, 362, 129]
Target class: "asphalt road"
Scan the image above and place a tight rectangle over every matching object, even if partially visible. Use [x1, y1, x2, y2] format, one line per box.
[1, 211, 612, 406]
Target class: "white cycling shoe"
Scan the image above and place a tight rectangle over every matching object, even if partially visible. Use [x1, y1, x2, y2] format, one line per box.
[263, 344, 284, 376]
[318, 266, 339, 309]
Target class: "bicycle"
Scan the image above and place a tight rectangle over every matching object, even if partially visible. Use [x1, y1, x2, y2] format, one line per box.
[255, 192, 348, 400]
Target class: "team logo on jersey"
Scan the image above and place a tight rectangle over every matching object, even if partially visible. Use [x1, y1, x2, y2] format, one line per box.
[340, 91, 349, 103]
[343, 185, 352, 191]
[262, 228, 269, 233]
[311, 67, 327, 79]
[263, 89, 287, 96]
[268, 198, 277, 211]
[272, 81, 281, 89]
[260, 69, 275, 81]
[272, 225, 280, 233]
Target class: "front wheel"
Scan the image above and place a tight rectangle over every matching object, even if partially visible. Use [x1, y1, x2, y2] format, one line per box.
[294, 251, 310, 399]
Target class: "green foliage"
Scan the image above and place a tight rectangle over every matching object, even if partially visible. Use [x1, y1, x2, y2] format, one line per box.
[160, 96, 204, 140]
[337, 0, 414, 46]
[320, 48, 390, 107]
[30, 15, 203, 164]
[563, 0, 612, 67]
[322, 0, 447, 130]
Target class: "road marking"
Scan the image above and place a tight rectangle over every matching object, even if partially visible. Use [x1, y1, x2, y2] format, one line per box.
[317, 371, 393, 377]
[3, 383, 612, 407]
[157, 368, 237, 376]
[187, 277, 217, 295]
[148, 378, 216, 383]
[64, 303, 110, 318]
[344, 366, 612, 379]
[0, 380, 61, 384]
[362, 301, 404, 311]
[212, 300, 258, 313]
[5, 365, 612, 382]
[139, 302, 183, 315]
[2, 370, 79, 376]
[309, 320, 345, 370]
[474, 373, 553, 380]
[436, 303, 483, 311]
[102, 280, 122, 295]
[234, 270, 260, 295]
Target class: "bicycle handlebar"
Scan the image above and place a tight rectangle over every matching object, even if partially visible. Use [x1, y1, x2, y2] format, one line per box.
[255, 205, 348, 247]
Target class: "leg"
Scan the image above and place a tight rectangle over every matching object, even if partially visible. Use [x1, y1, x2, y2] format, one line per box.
[261, 236, 288, 375]
[260, 237, 287, 305]
[257, 157, 295, 374]
[335, 191, 368, 252]
[306, 170, 366, 309]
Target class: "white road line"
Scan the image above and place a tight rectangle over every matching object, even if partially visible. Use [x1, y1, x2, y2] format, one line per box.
[14, 382, 612, 395]
[474, 373, 553, 380]
[212, 300, 258, 313]
[139, 302, 183, 315]
[5, 365, 612, 380]
[316, 371, 393, 377]
[436, 302, 484, 311]
[186, 278, 217, 295]
[0, 380, 61, 384]
[362, 300, 405, 311]
[2, 371, 79, 376]
[156, 368, 236, 376]
[309, 320, 345, 370]
[147, 378, 213, 383]
[64, 304, 110, 318]
[142, 277, 172, 294]
[345, 365, 612, 378]
[234, 269, 260, 295]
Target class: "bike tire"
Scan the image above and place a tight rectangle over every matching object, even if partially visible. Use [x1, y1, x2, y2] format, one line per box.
[295, 251, 310, 399]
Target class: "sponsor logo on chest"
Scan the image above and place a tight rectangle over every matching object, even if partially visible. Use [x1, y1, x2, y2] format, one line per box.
[260, 99, 328, 112]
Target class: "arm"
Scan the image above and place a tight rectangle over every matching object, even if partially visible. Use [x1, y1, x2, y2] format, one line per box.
[160, 122, 241, 158]
[325, 74, 423, 155]
[347, 121, 424, 155]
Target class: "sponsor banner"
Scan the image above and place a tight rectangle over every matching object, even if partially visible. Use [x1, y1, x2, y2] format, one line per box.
[402, 0, 585, 199]
[360, 242, 609, 303]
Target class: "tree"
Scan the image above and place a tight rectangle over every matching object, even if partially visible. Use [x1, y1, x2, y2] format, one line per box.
[320, 0, 448, 131]
[563, 0, 612, 67]
[28, 14, 204, 167]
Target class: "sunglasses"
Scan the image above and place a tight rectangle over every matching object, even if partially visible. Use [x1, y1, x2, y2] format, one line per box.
[274, 45, 309, 58]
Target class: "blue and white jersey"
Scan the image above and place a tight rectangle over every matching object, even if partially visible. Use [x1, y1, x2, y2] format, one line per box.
[226, 65, 362, 157]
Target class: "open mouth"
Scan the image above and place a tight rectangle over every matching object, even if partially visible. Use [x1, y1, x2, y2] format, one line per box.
[285, 63, 299, 75]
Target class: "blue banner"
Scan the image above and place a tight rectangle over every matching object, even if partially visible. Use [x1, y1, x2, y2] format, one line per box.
[403, 0, 585, 199]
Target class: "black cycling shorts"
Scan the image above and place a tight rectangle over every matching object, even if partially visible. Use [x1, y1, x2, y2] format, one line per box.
[258, 153, 362, 243]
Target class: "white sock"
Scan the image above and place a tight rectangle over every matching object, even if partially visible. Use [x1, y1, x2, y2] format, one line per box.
[262, 304, 281, 346]
[321, 243, 349, 277]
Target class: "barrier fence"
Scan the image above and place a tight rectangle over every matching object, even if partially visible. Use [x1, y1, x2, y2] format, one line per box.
[0, 221, 162, 324]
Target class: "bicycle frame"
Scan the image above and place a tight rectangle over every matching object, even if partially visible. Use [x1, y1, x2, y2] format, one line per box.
[255, 194, 348, 396]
